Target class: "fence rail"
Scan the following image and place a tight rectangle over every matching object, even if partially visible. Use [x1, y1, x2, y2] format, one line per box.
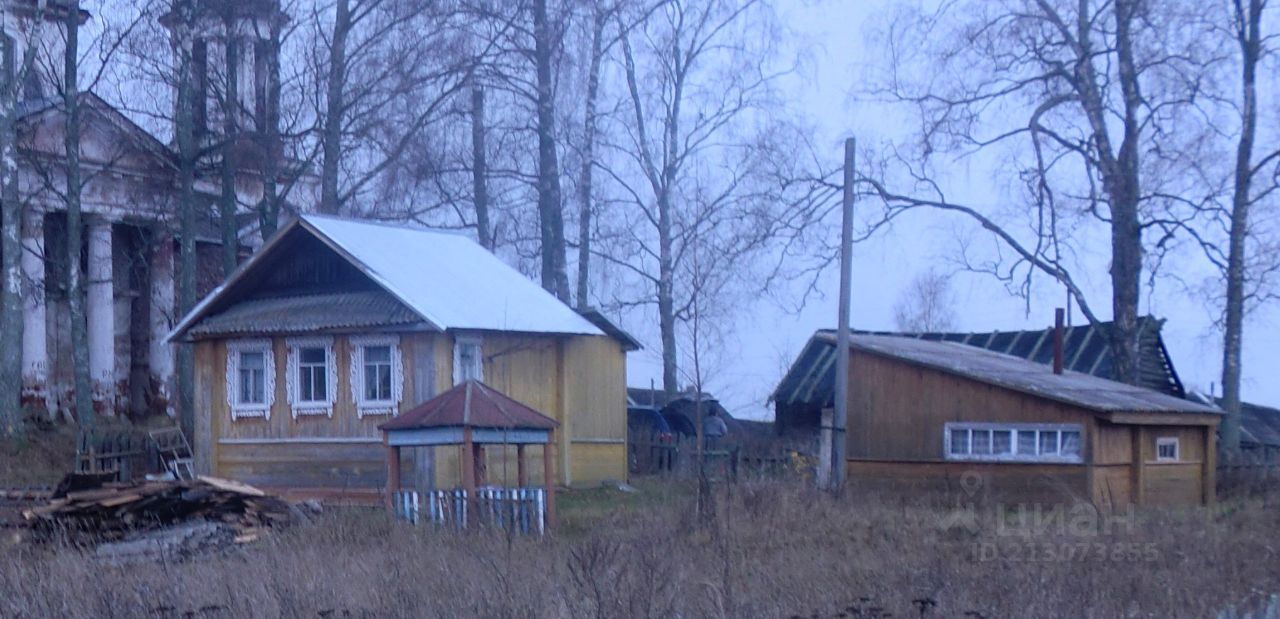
[393, 487, 546, 535]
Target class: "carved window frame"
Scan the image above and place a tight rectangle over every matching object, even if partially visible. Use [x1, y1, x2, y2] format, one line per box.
[226, 339, 274, 420]
[349, 335, 403, 418]
[285, 336, 336, 418]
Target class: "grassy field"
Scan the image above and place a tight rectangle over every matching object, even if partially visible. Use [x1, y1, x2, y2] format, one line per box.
[2, 472, 1279, 618]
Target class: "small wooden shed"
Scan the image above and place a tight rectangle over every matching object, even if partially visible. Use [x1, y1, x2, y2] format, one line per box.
[773, 332, 1222, 507]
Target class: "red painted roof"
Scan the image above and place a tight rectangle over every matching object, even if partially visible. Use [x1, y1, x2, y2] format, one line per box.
[379, 381, 559, 431]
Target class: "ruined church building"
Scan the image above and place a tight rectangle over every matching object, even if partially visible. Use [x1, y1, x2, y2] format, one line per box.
[8, 0, 312, 419]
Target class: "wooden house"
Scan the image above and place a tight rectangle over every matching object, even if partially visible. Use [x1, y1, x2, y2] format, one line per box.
[773, 332, 1222, 507]
[169, 215, 636, 501]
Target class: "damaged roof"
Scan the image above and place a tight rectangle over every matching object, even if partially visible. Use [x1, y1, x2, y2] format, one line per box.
[852, 317, 1185, 398]
[774, 332, 1220, 416]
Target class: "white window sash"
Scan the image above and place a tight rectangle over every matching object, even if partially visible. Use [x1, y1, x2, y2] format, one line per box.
[286, 336, 336, 418]
[226, 339, 274, 420]
[1155, 437, 1180, 462]
[944, 422, 1084, 464]
[452, 334, 484, 385]
[349, 335, 403, 418]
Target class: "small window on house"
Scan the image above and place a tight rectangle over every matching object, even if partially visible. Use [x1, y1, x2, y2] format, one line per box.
[453, 335, 483, 384]
[226, 339, 274, 419]
[992, 430, 1013, 455]
[972, 429, 992, 455]
[238, 351, 266, 405]
[1156, 437, 1179, 462]
[350, 336, 402, 418]
[948, 428, 970, 456]
[1016, 430, 1038, 456]
[287, 338, 334, 417]
[945, 423, 1083, 463]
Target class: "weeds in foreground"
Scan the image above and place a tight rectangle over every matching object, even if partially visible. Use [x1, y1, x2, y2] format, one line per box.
[1, 480, 1277, 618]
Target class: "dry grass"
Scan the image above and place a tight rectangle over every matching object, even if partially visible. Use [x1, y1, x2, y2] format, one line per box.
[2, 478, 1279, 618]
[0, 423, 78, 487]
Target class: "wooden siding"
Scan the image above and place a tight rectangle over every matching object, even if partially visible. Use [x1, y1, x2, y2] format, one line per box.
[846, 350, 1097, 461]
[198, 330, 627, 497]
[837, 347, 1215, 507]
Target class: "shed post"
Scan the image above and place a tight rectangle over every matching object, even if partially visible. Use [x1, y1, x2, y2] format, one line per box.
[544, 430, 557, 530]
[384, 439, 401, 510]
[1203, 424, 1216, 506]
[517, 444, 527, 487]
[462, 426, 476, 515]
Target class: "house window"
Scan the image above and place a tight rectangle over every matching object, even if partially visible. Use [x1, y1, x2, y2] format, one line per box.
[1156, 437, 1179, 462]
[944, 423, 1084, 463]
[286, 337, 335, 417]
[453, 335, 483, 384]
[226, 339, 274, 419]
[350, 335, 403, 418]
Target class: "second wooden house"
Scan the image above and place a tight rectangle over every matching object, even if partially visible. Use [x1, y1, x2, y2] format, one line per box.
[773, 331, 1222, 507]
[169, 215, 636, 501]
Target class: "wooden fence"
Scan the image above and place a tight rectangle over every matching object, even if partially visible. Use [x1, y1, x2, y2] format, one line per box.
[393, 487, 546, 535]
[75, 430, 159, 481]
[629, 430, 801, 481]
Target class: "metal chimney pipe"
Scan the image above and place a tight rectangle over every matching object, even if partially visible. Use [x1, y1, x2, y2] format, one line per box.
[1053, 308, 1065, 375]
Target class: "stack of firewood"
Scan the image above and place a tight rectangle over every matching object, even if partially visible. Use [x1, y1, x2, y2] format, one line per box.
[22, 474, 296, 545]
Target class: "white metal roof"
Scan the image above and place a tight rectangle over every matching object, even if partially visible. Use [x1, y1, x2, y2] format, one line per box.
[169, 215, 604, 340]
[303, 215, 602, 335]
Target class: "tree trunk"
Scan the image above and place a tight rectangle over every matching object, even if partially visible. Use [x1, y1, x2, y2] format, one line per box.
[658, 188, 676, 397]
[176, 28, 199, 441]
[319, 0, 350, 216]
[219, 36, 239, 275]
[533, 0, 570, 302]
[471, 83, 491, 249]
[65, 0, 94, 427]
[0, 44, 21, 437]
[258, 25, 283, 241]
[1220, 0, 1263, 455]
[575, 8, 605, 309]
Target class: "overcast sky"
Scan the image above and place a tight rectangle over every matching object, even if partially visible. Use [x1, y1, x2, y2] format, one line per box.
[622, 0, 1280, 420]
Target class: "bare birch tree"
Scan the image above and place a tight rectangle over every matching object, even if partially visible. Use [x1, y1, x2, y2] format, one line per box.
[863, 0, 1215, 386]
[603, 0, 801, 396]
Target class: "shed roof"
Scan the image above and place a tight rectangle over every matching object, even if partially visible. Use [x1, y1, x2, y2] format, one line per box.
[379, 381, 559, 432]
[774, 332, 1219, 416]
[170, 215, 609, 340]
[188, 290, 422, 337]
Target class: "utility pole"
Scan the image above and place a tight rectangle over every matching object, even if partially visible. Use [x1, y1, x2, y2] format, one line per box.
[831, 137, 854, 490]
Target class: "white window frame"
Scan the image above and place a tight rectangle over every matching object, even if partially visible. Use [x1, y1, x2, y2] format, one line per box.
[285, 336, 336, 418]
[1155, 437, 1180, 462]
[944, 422, 1084, 464]
[452, 334, 484, 385]
[349, 335, 403, 418]
[226, 339, 274, 420]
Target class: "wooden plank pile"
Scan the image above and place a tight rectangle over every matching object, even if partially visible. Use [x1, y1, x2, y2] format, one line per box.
[21, 474, 297, 546]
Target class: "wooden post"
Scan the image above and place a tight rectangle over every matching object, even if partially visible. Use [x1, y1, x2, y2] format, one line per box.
[517, 444, 527, 487]
[1130, 427, 1144, 507]
[831, 137, 855, 490]
[544, 430, 556, 531]
[1204, 423, 1217, 506]
[462, 426, 476, 494]
[385, 440, 401, 510]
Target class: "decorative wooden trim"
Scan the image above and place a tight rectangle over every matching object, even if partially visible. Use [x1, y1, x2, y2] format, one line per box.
[226, 338, 274, 420]
[349, 334, 403, 418]
[285, 336, 336, 418]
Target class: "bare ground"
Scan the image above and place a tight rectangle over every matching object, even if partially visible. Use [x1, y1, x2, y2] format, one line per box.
[2, 477, 1278, 618]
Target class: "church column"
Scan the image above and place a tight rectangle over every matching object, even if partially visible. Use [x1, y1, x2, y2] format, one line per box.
[21, 209, 49, 416]
[87, 218, 115, 415]
[149, 229, 176, 416]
